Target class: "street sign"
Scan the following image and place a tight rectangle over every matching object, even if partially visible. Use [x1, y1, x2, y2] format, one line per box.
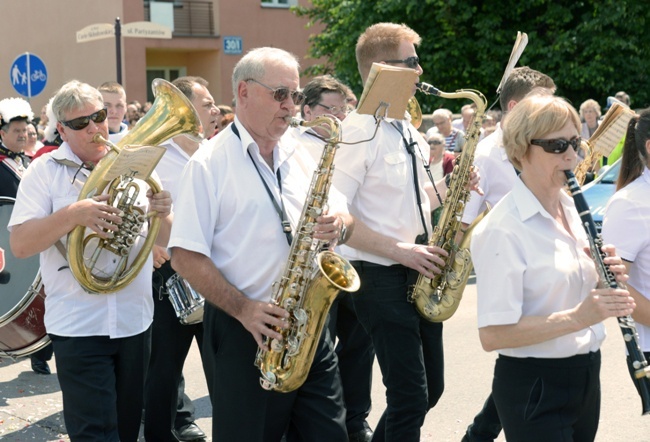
[76, 23, 114, 43]
[10, 53, 47, 98]
[223, 36, 243, 55]
[122, 21, 171, 39]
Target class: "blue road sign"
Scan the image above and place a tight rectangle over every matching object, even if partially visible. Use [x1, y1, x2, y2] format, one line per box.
[10, 53, 48, 98]
[223, 36, 243, 55]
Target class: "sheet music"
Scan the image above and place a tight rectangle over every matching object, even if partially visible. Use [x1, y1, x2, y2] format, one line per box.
[496, 32, 528, 94]
[105, 145, 166, 181]
[588, 103, 635, 156]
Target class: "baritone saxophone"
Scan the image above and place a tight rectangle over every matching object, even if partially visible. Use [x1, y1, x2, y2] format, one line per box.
[408, 82, 488, 322]
[254, 115, 360, 393]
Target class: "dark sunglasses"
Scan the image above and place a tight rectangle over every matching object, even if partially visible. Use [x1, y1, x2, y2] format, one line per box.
[61, 108, 108, 130]
[530, 136, 581, 154]
[246, 79, 305, 105]
[383, 56, 420, 69]
[428, 140, 443, 145]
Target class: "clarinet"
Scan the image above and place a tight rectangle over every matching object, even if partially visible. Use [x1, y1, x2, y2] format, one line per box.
[565, 170, 650, 415]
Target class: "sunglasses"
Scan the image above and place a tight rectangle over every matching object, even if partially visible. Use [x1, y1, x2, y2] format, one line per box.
[530, 136, 582, 154]
[428, 140, 443, 145]
[383, 56, 420, 69]
[61, 108, 108, 131]
[246, 79, 305, 105]
[315, 103, 349, 115]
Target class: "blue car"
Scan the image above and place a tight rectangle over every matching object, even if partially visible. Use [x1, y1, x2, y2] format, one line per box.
[580, 158, 621, 233]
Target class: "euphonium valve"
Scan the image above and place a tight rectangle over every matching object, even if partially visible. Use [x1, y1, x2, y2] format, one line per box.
[66, 79, 203, 294]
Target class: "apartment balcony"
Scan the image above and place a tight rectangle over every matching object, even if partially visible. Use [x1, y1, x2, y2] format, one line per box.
[144, 1, 215, 37]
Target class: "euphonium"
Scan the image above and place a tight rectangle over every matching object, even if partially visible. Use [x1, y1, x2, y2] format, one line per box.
[67, 79, 203, 294]
[255, 115, 360, 393]
[408, 82, 488, 322]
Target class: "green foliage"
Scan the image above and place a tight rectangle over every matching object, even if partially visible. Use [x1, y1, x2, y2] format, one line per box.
[293, 0, 649, 113]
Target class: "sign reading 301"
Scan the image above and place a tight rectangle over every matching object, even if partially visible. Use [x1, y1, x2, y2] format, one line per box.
[223, 36, 243, 55]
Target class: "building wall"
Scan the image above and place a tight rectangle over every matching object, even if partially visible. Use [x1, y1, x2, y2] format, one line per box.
[0, 0, 322, 118]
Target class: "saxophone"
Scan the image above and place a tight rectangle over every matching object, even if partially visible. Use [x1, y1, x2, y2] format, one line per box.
[573, 140, 599, 185]
[254, 115, 360, 393]
[408, 83, 488, 322]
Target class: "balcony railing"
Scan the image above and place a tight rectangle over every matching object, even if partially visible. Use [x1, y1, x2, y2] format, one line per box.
[144, 1, 215, 37]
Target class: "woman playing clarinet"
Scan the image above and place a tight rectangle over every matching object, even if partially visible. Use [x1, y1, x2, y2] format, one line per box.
[470, 91, 635, 441]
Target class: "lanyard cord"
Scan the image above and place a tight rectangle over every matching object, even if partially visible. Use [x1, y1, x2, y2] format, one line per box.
[232, 123, 293, 246]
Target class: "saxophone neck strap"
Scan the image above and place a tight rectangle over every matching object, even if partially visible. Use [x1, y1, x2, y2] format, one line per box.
[233, 123, 293, 246]
[390, 121, 429, 239]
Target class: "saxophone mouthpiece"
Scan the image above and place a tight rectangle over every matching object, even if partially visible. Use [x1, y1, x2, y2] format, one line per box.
[285, 116, 302, 127]
[417, 82, 441, 96]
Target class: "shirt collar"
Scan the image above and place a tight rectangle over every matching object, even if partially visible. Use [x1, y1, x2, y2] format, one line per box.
[511, 177, 574, 223]
[233, 116, 295, 171]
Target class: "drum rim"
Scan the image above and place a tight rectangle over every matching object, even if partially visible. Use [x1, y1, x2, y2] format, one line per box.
[0, 334, 51, 359]
[0, 274, 43, 327]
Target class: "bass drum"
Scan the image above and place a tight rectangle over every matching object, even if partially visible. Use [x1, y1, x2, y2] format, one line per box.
[0, 197, 49, 358]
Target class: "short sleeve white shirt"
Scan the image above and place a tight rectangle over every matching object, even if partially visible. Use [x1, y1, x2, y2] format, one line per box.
[462, 125, 518, 224]
[333, 111, 431, 265]
[602, 168, 650, 351]
[7, 142, 154, 338]
[471, 178, 603, 358]
[168, 117, 347, 303]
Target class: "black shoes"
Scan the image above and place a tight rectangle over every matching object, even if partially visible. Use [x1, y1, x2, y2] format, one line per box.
[30, 357, 51, 375]
[173, 422, 206, 441]
[349, 427, 373, 442]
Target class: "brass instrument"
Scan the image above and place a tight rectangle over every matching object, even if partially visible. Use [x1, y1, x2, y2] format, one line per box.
[67, 79, 203, 294]
[408, 82, 488, 322]
[255, 115, 360, 393]
[573, 140, 598, 185]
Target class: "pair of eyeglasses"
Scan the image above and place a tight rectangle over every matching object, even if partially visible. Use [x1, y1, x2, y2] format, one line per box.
[530, 136, 581, 154]
[246, 79, 304, 105]
[383, 56, 420, 69]
[315, 103, 349, 115]
[61, 108, 108, 131]
[428, 140, 443, 145]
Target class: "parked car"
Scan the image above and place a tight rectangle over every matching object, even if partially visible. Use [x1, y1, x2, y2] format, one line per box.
[580, 158, 621, 232]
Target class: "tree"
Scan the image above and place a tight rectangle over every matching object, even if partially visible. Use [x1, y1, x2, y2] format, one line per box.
[294, 0, 648, 113]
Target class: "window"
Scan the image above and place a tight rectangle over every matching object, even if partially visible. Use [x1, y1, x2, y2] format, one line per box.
[146, 67, 186, 103]
[261, 0, 297, 8]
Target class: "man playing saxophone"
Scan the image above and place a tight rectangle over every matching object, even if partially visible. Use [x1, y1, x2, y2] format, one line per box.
[169, 47, 350, 441]
[8, 80, 173, 441]
[332, 23, 479, 441]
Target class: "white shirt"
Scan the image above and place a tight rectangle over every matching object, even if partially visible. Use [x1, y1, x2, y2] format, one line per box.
[8, 142, 155, 338]
[333, 111, 431, 265]
[602, 167, 650, 351]
[461, 125, 518, 224]
[156, 138, 208, 202]
[289, 125, 327, 163]
[471, 178, 603, 358]
[168, 117, 347, 303]
[109, 122, 129, 144]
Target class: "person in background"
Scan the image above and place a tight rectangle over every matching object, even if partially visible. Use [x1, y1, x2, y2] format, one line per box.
[8, 80, 173, 441]
[98, 81, 129, 143]
[461, 66, 557, 442]
[294, 74, 375, 442]
[144, 75, 218, 442]
[471, 92, 633, 441]
[579, 98, 601, 140]
[602, 107, 650, 398]
[426, 108, 466, 155]
[24, 123, 43, 157]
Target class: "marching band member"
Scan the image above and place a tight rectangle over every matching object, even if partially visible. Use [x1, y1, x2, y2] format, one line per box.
[8, 80, 172, 441]
[0, 97, 33, 198]
[169, 47, 349, 441]
[293, 75, 375, 442]
[144, 76, 219, 442]
[471, 92, 633, 441]
[602, 107, 650, 394]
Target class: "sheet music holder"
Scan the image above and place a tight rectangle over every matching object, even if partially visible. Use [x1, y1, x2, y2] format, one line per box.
[587, 102, 635, 157]
[105, 145, 166, 182]
[357, 62, 419, 120]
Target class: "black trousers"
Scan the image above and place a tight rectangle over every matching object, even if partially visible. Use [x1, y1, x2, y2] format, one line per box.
[493, 352, 601, 442]
[464, 392, 502, 442]
[626, 350, 650, 414]
[144, 261, 204, 441]
[350, 262, 444, 442]
[30, 342, 54, 361]
[50, 329, 151, 442]
[327, 291, 375, 434]
[202, 303, 347, 442]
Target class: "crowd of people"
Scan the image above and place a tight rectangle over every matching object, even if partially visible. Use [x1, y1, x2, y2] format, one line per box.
[1, 19, 648, 442]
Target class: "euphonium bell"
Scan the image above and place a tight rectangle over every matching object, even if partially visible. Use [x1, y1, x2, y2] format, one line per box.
[67, 79, 204, 294]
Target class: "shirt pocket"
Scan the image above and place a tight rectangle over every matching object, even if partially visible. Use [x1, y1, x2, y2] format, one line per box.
[383, 151, 408, 187]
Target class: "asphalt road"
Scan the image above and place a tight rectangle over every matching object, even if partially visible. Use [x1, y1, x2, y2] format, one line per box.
[1, 280, 648, 441]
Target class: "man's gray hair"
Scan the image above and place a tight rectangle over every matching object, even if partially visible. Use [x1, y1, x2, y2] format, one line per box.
[231, 47, 300, 99]
[52, 80, 103, 122]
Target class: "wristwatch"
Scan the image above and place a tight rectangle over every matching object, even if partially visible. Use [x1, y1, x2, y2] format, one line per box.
[338, 219, 348, 244]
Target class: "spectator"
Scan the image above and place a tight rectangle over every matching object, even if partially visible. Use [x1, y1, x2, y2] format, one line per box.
[427, 108, 466, 155]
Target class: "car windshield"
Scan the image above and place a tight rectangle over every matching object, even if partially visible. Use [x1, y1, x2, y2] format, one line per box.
[599, 160, 621, 184]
